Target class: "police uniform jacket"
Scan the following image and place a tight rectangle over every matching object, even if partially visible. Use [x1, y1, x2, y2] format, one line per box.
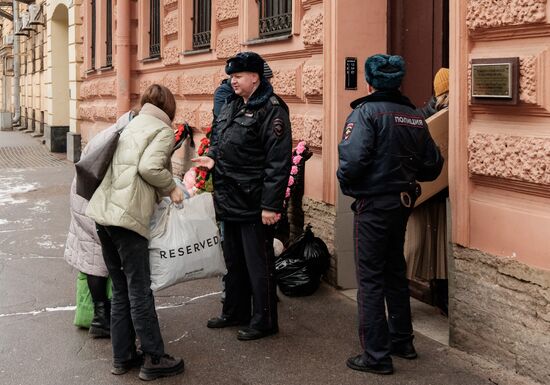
[337, 90, 443, 199]
[208, 79, 292, 221]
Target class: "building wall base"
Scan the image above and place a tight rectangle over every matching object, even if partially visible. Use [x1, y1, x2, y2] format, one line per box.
[66, 132, 81, 163]
[0, 112, 12, 131]
[450, 246, 550, 385]
[45, 125, 70, 153]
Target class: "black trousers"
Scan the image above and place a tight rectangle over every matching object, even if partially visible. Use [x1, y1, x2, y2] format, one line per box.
[96, 225, 165, 363]
[221, 221, 278, 331]
[353, 195, 414, 365]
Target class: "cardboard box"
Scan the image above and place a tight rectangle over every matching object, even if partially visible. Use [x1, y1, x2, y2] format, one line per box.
[415, 108, 449, 207]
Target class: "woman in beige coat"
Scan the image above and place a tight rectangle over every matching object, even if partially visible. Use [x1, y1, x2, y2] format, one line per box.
[86, 84, 184, 381]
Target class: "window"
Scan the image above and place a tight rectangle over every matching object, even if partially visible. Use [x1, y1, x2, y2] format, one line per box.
[192, 0, 211, 50]
[106, 0, 112, 66]
[259, 0, 292, 39]
[149, 0, 160, 58]
[91, 0, 96, 68]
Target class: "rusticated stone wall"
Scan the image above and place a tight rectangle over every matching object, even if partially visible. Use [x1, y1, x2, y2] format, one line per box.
[216, 0, 239, 21]
[301, 197, 337, 284]
[518, 56, 537, 104]
[450, 246, 550, 384]
[466, 0, 547, 30]
[468, 133, 550, 185]
[78, 78, 118, 123]
[302, 10, 324, 46]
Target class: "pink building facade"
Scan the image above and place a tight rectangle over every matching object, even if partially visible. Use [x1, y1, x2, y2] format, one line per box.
[45, 0, 550, 383]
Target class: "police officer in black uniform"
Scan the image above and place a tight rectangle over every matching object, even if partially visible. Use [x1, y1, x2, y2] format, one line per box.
[193, 51, 292, 341]
[337, 54, 443, 374]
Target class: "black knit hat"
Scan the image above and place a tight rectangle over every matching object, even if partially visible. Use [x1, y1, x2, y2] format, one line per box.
[263, 62, 273, 79]
[225, 52, 265, 76]
[364, 54, 406, 90]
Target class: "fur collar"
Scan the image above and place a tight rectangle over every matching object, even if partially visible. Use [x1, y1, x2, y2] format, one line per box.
[228, 79, 274, 110]
[350, 90, 416, 110]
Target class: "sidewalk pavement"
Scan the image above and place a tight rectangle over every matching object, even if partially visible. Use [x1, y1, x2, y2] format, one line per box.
[0, 130, 539, 385]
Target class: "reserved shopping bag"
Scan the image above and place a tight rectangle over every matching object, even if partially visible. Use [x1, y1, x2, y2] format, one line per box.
[149, 192, 226, 291]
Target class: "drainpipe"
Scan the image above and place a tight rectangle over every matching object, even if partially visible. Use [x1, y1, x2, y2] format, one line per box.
[2, 57, 6, 111]
[116, 0, 131, 116]
[12, 0, 20, 125]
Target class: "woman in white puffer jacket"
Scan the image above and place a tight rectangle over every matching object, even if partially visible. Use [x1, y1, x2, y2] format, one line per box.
[64, 110, 134, 338]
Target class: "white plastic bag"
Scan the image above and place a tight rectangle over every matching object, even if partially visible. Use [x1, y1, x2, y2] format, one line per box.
[149, 192, 226, 291]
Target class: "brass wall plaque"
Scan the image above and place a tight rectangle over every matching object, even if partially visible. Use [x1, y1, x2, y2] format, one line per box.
[472, 64, 511, 98]
[471, 57, 519, 105]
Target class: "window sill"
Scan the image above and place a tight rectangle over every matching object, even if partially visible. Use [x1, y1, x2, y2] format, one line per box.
[142, 55, 161, 64]
[84, 68, 96, 75]
[181, 48, 211, 56]
[99, 65, 113, 72]
[243, 35, 292, 46]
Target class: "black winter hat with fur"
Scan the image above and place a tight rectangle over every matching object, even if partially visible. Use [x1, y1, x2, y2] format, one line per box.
[364, 54, 406, 90]
[225, 52, 265, 76]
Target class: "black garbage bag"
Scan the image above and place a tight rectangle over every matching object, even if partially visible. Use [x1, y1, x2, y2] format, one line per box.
[275, 224, 330, 297]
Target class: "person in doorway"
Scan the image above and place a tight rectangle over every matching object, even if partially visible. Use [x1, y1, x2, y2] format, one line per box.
[64, 110, 135, 339]
[409, 67, 450, 315]
[418, 67, 449, 119]
[337, 54, 444, 375]
[86, 84, 185, 381]
[193, 51, 292, 341]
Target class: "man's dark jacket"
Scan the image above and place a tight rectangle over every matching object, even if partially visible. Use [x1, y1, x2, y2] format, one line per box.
[337, 90, 443, 198]
[212, 79, 234, 120]
[208, 79, 292, 221]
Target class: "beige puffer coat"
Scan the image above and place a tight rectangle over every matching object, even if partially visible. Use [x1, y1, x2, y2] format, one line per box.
[86, 103, 176, 239]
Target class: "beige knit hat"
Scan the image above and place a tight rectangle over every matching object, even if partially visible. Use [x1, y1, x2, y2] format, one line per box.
[433, 68, 449, 97]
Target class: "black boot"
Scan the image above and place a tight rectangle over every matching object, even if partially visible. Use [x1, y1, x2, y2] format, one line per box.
[89, 300, 111, 338]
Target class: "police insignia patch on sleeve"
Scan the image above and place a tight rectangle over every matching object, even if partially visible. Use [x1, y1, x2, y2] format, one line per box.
[343, 122, 354, 141]
[272, 118, 285, 138]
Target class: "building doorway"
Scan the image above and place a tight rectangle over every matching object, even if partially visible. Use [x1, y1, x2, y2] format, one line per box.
[388, 0, 449, 108]
[388, 0, 450, 319]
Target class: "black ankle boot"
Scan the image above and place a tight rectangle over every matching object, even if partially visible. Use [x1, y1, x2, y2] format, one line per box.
[89, 300, 111, 338]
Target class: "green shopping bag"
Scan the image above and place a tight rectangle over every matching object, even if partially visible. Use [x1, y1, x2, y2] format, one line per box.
[73, 272, 112, 328]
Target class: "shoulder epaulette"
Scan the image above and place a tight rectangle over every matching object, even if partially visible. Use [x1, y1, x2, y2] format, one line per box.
[269, 95, 280, 106]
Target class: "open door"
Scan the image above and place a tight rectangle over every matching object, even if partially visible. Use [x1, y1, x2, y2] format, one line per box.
[388, 0, 450, 312]
[388, 0, 449, 108]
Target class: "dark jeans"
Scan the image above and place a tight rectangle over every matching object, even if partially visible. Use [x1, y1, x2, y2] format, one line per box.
[96, 224, 164, 363]
[353, 195, 414, 365]
[222, 221, 278, 331]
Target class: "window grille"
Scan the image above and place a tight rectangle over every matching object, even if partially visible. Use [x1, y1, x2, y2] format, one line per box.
[192, 0, 211, 50]
[149, 0, 160, 58]
[106, 0, 112, 66]
[91, 0, 96, 68]
[259, 0, 292, 39]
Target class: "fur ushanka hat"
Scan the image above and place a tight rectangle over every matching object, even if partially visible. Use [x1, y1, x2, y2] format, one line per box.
[364, 54, 406, 90]
[225, 51, 265, 77]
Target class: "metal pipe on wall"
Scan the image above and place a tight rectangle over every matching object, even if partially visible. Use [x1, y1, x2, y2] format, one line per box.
[12, 0, 20, 125]
[116, 0, 131, 116]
